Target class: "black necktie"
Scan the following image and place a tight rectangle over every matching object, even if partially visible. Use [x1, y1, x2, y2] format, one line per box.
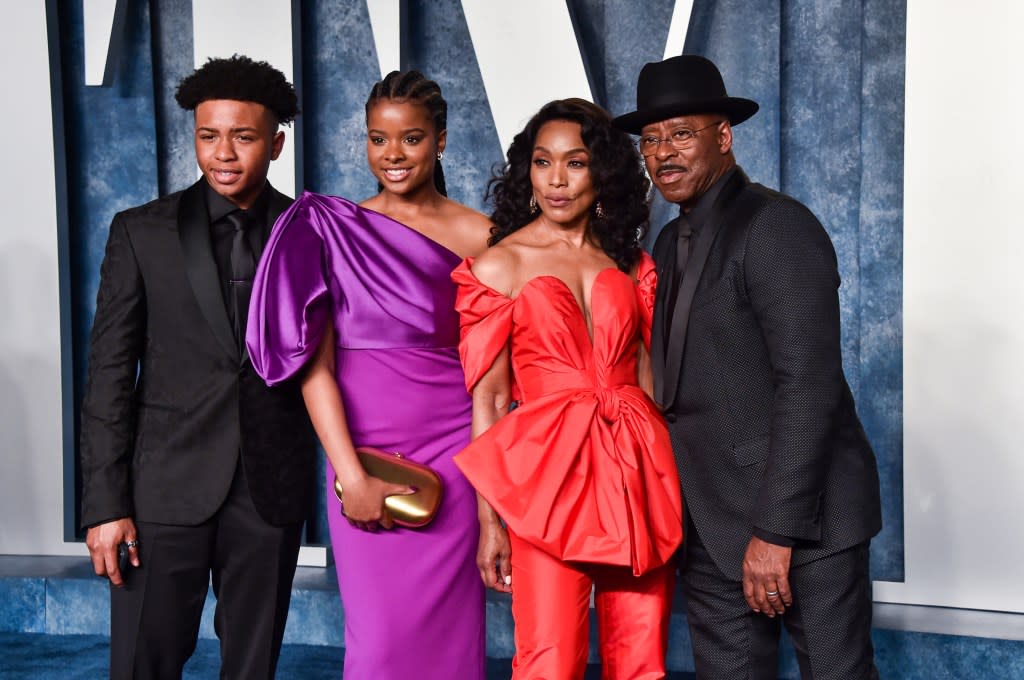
[666, 215, 694, 338]
[227, 210, 256, 356]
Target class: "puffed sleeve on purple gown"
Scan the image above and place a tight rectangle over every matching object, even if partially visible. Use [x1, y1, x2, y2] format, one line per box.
[247, 197, 331, 385]
[247, 192, 485, 680]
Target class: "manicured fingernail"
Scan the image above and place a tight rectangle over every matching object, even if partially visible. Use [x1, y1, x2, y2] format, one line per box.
[504, 575, 512, 585]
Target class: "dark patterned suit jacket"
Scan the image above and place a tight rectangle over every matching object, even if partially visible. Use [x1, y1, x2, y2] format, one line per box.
[651, 168, 882, 580]
[79, 180, 316, 529]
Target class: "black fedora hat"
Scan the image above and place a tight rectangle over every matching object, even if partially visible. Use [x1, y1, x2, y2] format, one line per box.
[613, 55, 759, 134]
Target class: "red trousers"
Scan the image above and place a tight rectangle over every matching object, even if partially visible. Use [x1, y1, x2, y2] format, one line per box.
[508, 530, 675, 680]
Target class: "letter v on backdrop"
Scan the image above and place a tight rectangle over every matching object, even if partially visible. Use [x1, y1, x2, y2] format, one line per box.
[84, 1, 693, 169]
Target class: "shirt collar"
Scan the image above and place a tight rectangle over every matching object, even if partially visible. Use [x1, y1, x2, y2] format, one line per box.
[681, 166, 737, 233]
[204, 180, 270, 225]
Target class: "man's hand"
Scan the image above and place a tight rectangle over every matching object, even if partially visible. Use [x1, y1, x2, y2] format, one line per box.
[85, 518, 139, 587]
[742, 535, 793, 617]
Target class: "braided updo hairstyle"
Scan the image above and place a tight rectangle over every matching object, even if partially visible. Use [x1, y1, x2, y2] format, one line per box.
[365, 70, 448, 196]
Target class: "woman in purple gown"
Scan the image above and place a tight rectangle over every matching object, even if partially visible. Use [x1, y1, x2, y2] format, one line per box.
[247, 71, 491, 679]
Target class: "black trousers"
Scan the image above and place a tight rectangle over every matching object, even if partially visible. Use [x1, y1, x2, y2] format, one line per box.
[681, 529, 878, 680]
[109, 463, 303, 680]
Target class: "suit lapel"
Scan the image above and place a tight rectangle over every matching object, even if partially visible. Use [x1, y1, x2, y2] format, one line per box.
[260, 186, 292, 253]
[650, 219, 679, 406]
[248, 185, 290, 260]
[178, 180, 239, 362]
[662, 170, 749, 411]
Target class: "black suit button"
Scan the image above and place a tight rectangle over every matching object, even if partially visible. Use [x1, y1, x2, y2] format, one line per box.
[665, 413, 677, 424]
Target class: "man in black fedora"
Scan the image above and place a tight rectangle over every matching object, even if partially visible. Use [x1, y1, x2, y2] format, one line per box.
[614, 55, 881, 678]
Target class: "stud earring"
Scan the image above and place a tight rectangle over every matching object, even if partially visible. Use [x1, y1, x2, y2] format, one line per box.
[595, 201, 607, 219]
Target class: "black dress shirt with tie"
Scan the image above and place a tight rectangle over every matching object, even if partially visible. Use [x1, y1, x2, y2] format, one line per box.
[206, 183, 270, 354]
[665, 167, 735, 336]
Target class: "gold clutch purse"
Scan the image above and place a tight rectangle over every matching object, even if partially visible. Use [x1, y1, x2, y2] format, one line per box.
[334, 447, 444, 528]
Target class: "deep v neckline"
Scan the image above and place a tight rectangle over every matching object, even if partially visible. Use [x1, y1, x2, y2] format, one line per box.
[528, 270, 619, 344]
[461, 258, 632, 345]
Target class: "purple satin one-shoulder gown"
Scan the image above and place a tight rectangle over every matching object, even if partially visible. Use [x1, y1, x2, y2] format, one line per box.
[247, 192, 485, 680]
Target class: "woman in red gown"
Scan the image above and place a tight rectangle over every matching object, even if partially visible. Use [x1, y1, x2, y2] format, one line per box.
[452, 99, 683, 679]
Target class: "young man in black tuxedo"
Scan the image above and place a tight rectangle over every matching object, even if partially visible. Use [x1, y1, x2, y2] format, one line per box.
[79, 55, 316, 679]
[614, 55, 882, 679]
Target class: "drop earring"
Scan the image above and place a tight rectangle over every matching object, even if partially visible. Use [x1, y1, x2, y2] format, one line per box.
[595, 202, 607, 219]
[529, 195, 538, 213]
[437, 151, 444, 161]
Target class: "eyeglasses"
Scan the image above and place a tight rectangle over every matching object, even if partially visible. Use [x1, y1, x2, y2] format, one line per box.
[636, 120, 725, 157]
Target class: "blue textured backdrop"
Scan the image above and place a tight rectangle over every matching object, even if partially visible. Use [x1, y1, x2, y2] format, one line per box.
[58, 0, 904, 583]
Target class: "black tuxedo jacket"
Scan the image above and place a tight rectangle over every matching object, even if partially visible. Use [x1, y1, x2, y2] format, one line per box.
[651, 168, 882, 580]
[80, 180, 316, 529]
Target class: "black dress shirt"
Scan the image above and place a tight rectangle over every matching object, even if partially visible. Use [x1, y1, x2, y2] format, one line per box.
[681, 166, 737, 235]
[205, 182, 270, 312]
[665, 168, 737, 332]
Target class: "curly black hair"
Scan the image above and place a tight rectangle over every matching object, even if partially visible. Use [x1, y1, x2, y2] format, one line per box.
[175, 54, 299, 125]
[366, 70, 448, 197]
[487, 98, 650, 272]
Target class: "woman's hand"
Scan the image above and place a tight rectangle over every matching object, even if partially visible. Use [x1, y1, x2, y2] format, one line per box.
[338, 475, 414, 531]
[476, 501, 512, 592]
[301, 327, 414, 533]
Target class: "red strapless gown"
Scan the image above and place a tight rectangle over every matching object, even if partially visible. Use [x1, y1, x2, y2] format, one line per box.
[451, 254, 683, 576]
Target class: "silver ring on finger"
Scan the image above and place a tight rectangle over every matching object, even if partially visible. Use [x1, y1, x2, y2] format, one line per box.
[125, 540, 139, 549]
[765, 590, 779, 598]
